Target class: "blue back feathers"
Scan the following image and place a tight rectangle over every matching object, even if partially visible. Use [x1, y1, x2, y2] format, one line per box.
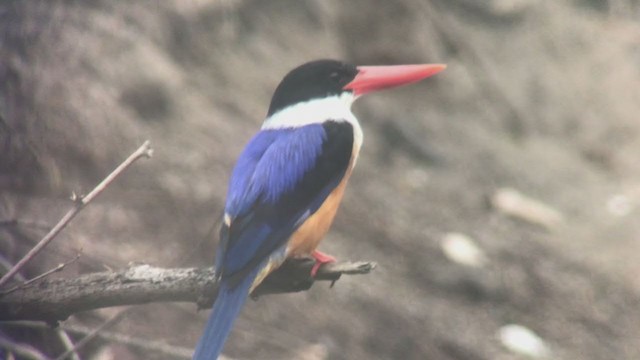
[226, 125, 326, 216]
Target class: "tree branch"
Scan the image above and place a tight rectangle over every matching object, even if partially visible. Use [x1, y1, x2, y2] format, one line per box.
[0, 258, 376, 322]
[0, 141, 153, 287]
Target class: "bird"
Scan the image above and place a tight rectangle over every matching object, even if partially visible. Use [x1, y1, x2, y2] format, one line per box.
[193, 59, 446, 359]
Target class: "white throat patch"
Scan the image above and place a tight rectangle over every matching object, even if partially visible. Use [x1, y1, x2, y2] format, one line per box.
[262, 93, 355, 129]
[261, 92, 363, 152]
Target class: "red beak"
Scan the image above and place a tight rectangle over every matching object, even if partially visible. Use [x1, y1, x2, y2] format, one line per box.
[344, 64, 446, 96]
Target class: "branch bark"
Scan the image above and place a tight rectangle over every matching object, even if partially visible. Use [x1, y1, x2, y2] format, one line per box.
[0, 258, 376, 322]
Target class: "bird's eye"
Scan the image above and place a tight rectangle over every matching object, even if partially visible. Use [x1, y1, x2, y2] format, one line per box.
[329, 71, 342, 82]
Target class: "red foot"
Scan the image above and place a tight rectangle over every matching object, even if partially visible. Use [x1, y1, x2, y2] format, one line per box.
[310, 250, 337, 277]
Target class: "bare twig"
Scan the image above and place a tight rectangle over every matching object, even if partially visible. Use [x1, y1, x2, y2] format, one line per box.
[0, 255, 25, 282]
[0, 259, 376, 322]
[3, 321, 220, 360]
[0, 141, 153, 287]
[54, 308, 131, 360]
[3, 252, 82, 295]
[63, 325, 193, 359]
[0, 336, 48, 360]
[61, 322, 194, 359]
[54, 328, 81, 360]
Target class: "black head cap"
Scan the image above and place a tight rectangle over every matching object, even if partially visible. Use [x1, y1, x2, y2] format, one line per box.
[267, 59, 358, 117]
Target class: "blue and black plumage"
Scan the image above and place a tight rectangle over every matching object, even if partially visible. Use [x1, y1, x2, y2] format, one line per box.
[193, 59, 446, 359]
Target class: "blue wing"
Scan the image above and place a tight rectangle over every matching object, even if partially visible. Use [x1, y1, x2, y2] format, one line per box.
[217, 121, 354, 286]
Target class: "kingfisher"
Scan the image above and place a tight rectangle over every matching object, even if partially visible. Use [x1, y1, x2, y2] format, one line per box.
[193, 59, 446, 359]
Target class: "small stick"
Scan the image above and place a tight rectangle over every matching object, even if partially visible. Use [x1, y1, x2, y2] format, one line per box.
[2, 252, 81, 295]
[0, 141, 153, 287]
[0, 336, 48, 360]
[54, 308, 131, 360]
[3, 321, 194, 359]
[54, 328, 81, 360]
[0, 255, 26, 282]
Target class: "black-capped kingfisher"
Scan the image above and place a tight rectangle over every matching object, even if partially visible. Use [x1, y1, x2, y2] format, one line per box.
[193, 59, 446, 359]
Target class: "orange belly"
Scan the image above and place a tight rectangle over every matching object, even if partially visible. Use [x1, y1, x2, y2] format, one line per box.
[252, 165, 354, 291]
[286, 166, 353, 257]
[251, 147, 360, 291]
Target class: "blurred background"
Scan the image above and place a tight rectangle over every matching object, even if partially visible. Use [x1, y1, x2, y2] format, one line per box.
[1, 0, 640, 359]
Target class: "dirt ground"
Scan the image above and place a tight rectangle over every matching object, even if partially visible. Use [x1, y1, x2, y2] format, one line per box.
[1, 0, 640, 359]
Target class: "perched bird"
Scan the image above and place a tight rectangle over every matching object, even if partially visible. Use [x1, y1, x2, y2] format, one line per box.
[193, 59, 446, 359]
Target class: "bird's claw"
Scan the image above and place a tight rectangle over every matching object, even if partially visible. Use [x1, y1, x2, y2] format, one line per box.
[310, 250, 337, 277]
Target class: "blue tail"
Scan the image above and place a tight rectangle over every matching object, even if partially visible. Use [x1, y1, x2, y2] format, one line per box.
[192, 273, 256, 360]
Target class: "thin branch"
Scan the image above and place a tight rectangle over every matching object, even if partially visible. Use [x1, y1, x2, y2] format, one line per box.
[61, 322, 195, 359]
[54, 328, 81, 360]
[67, 323, 234, 360]
[54, 308, 130, 360]
[3, 321, 221, 360]
[0, 141, 153, 288]
[0, 336, 48, 360]
[3, 252, 82, 295]
[0, 259, 376, 322]
[0, 255, 25, 282]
